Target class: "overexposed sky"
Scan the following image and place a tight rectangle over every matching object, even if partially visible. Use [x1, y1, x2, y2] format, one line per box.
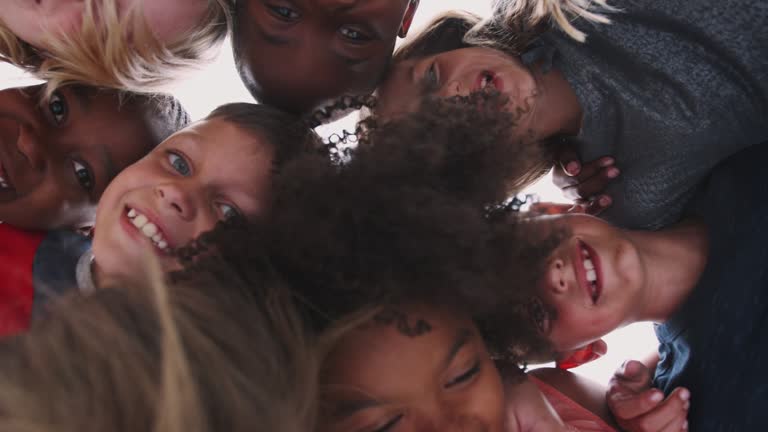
[0, 0, 656, 385]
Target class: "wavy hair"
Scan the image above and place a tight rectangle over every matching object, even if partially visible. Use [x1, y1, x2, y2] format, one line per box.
[395, 0, 616, 65]
[0, 0, 232, 96]
[176, 94, 563, 364]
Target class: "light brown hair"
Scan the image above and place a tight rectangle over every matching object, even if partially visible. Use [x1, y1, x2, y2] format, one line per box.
[0, 262, 317, 432]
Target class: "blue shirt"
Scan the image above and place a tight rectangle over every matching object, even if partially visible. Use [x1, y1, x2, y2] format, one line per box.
[654, 142, 768, 430]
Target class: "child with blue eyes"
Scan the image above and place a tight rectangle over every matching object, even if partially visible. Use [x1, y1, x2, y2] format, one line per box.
[0, 83, 188, 335]
[2, 102, 318, 337]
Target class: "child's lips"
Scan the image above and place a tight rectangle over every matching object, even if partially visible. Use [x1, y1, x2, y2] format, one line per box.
[121, 205, 175, 254]
[475, 71, 505, 93]
[572, 239, 602, 305]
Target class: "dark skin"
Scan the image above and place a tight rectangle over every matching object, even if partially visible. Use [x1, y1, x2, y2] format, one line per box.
[552, 149, 620, 216]
[233, 0, 419, 114]
[0, 85, 167, 230]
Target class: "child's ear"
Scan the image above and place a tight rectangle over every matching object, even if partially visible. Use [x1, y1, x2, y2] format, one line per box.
[555, 339, 607, 369]
[398, 0, 420, 38]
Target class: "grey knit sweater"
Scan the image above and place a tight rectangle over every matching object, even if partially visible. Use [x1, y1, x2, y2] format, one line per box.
[540, 0, 768, 229]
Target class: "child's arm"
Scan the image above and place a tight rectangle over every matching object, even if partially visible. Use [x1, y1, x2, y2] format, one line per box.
[502, 370, 572, 432]
[529, 367, 616, 427]
[606, 358, 690, 432]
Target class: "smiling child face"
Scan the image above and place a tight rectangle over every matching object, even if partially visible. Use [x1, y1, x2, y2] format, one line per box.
[319, 304, 506, 432]
[0, 85, 165, 230]
[92, 117, 275, 279]
[234, 0, 418, 113]
[533, 214, 646, 352]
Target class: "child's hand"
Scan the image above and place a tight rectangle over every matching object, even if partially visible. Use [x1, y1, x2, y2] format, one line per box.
[553, 149, 619, 216]
[607, 360, 690, 432]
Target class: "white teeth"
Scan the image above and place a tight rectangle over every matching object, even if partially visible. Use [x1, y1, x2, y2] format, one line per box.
[0, 176, 8, 189]
[126, 207, 170, 251]
[141, 222, 158, 237]
[481, 74, 492, 89]
[132, 214, 148, 229]
[586, 269, 597, 282]
[583, 258, 594, 270]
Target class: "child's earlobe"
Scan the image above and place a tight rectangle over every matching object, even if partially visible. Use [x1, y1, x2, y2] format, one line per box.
[398, 0, 420, 38]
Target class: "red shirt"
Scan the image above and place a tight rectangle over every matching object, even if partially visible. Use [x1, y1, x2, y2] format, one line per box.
[0, 223, 45, 336]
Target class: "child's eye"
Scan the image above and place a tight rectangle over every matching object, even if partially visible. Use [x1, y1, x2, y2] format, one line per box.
[219, 203, 241, 221]
[49, 92, 68, 125]
[422, 62, 440, 92]
[445, 361, 480, 388]
[339, 26, 372, 42]
[168, 152, 191, 176]
[372, 414, 403, 432]
[267, 4, 300, 20]
[72, 160, 94, 191]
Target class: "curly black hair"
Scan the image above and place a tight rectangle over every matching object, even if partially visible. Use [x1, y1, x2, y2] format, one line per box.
[175, 93, 562, 364]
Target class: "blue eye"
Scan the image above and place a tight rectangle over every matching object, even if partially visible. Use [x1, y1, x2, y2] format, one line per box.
[339, 26, 372, 42]
[71, 160, 94, 191]
[268, 4, 300, 20]
[219, 203, 240, 221]
[423, 62, 440, 90]
[168, 152, 191, 176]
[49, 92, 68, 125]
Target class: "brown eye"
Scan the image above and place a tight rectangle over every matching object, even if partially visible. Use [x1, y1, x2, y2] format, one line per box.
[339, 26, 372, 42]
[267, 4, 300, 21]
[219, 203, 241, 221]
[71, 160, 94, 191]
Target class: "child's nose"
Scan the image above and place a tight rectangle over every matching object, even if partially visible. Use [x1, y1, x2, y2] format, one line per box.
[16, 124, 46, 171]
[155, 183, 196, 222]
[440, 80, 464, 98]
[546, 258, 569, 295]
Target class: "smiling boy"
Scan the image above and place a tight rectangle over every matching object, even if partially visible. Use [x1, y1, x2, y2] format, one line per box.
[530, 142, 768, 430]
[232, 0, 420, 113]
[0, 84, 188, 231]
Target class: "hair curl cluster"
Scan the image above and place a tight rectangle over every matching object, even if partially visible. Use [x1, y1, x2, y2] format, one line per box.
[176, 94, 561, 364]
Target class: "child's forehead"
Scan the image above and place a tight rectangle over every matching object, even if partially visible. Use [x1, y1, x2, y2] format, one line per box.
[161, 118, 270, 155]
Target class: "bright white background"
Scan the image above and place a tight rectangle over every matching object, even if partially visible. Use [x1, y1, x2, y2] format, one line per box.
[0, 0, 656, 386]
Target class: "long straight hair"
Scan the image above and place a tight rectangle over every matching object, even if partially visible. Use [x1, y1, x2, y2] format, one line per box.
[0, 260, 317, 432]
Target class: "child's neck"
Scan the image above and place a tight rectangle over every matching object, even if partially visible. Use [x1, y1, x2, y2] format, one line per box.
[626, 220, 709, 323]
[531, 63, 583, 138]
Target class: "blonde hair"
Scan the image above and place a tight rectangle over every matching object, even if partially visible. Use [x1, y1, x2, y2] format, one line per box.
[0, 0, 232, 96]
[0, 262, 317, 432]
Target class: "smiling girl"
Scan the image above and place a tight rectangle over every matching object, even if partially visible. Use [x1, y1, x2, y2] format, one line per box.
[0, 0, 231, 93]
[377, 0, 768, 229]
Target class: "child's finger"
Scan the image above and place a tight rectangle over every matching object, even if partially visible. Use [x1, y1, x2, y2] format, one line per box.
[573, 195, 612, 216]
[558, 147, 583, 177]
[612, 360, 653, 392]
[626, 388, 690, 432]
[562, 166, 619, 201]
[608, 387, 664, 421]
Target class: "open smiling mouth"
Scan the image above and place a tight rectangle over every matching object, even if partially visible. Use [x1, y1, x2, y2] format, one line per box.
[477, 71, 505, 92]
[578, 240, 602, 304]
[126, 207, 171, 253]
[0, 161, 15, 192]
